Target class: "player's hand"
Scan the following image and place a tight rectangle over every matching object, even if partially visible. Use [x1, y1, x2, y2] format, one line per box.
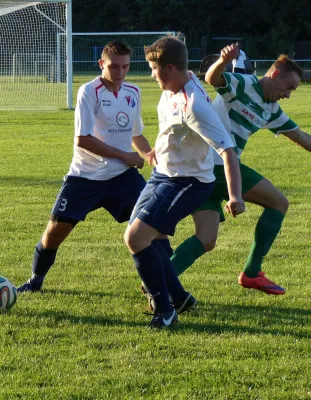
[123, 152, 145, 169]
[220, 43, 239, 63]
[224, 197, 245, 218]
[147, 149, 157, 166]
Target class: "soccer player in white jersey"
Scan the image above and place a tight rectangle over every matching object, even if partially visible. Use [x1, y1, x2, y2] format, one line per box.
[171, 42, 311, 295]
[124, 37, 244, 328]
[232, 41, 247, 74]
[18, 41, 153, 293]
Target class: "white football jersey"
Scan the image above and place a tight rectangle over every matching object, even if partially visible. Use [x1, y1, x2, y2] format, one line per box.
[232, 49, 247, 69]
[155, 73, 234, 183]
[68, 77, 144, 180]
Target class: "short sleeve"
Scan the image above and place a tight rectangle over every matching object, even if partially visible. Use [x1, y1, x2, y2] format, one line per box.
[132, 87, 144, 137]
[186, 98, 234, 154]
[74, 84, 96, 137]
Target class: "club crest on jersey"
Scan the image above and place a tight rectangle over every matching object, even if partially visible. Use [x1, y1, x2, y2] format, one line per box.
[116, 111, 129, 128]
[262, 110, 271, 121]
[125, 96, 136, 108]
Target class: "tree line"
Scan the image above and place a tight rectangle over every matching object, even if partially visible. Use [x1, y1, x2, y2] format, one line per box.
[72, 0, 311, 58]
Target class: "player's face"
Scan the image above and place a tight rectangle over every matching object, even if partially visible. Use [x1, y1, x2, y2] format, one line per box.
[100, 54, 130, 85]
[270, 71, 300, 102]
[149, 61, 171, 91]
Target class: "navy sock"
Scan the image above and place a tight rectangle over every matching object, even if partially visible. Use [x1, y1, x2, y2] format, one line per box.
[155, 238, 174, 258]
[132, 244, 172, 313]
[153, 240, 187, 304]
[32, 241, 58, 278]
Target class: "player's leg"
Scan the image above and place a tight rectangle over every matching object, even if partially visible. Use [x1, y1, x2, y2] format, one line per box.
[124, 175, 184, 326]
[138, 233, 174, 312]
[125, 218, 175, 312]
[171, 164, 226, 276]
[238, 173, 289, 295]
[18, 176, 100, 292]
[125, 208, 179, 328]
[125, 170, 214, 327]
[171, 210, 220, 276]
[17, 220, 77, 293]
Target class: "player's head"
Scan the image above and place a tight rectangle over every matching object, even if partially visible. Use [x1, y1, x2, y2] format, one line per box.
[145, 36, 188, 91]
[98, 41, 132, 85]
[264, 55, 303, 102]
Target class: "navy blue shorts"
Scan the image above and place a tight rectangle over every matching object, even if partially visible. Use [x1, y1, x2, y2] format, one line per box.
[129, 169, 214, 236]
[51, 168, 146, 223]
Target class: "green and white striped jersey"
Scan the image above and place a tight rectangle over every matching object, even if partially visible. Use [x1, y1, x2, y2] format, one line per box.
[212, 72, 297, 165]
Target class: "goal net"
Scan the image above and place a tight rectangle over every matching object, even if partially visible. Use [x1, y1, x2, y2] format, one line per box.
[0, 0, 71, 110]
[72, 32, 183, 76]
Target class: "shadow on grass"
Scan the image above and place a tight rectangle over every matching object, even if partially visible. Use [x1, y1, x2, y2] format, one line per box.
[35, 310, 147, 328]
[17, 297, 311, 337]
[174, 302, 311, 338]
[32, 288, 115, 298]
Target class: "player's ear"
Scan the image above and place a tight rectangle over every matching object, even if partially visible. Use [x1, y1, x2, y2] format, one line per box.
[167, 64, 174, 72]
[272, 69, 280, 79]
[98, 59, 104, 70]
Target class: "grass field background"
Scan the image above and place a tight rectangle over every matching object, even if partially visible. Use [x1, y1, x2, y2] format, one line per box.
[1, 75, 311, 399]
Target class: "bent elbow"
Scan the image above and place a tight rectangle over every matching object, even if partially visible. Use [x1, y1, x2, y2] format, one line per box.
[75, 135, 91, 148]
[204, 73, 212, 85]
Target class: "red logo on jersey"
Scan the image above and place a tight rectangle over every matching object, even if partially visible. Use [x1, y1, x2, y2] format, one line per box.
[125, 96, 136, 108]
[241, 108, 255, 120]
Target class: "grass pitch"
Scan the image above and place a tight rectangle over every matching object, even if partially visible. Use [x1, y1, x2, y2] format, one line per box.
[0, 76, 311, 400]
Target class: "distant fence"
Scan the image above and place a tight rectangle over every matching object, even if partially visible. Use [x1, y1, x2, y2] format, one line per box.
[251, 59, 311, 76]
[188, 58, 311, 76]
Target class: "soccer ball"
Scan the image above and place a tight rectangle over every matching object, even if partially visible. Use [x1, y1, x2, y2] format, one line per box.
[0, 276, 17, 313]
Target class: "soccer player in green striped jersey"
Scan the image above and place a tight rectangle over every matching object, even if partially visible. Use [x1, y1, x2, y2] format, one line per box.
[171, 42, 311, 295]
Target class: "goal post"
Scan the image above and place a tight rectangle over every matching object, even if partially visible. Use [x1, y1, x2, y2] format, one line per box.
[0, 0, 72, 110]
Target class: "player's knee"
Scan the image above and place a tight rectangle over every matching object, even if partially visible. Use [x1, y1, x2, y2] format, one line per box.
[202, 239, 217, 253]
[277, 194, 289, 214]
[123, 228, 131, 248]
[41, 233, 63, 249]
[283, 196, 290, 213]
[124, 228, 137, 251]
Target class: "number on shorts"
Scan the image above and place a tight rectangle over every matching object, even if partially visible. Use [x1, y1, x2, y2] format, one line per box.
[59, 198, 68, 212]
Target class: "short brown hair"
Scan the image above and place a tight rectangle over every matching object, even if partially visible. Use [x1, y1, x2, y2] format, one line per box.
[101, 41, 132, 60]
[270, 54, 303, 79]
[144, 36, 188, 71]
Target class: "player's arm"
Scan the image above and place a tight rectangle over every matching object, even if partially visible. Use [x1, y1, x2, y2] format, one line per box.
[132, 135, 156, 166]
[205, 43, 239, 87]
[280, 127, 311, 152]
[187, 101, 245, 217]
[220, 148, 245, 218]
[76, 135, 144, 169]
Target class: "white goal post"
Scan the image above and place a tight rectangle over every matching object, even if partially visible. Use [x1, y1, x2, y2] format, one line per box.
[0, 0, 72, 110]
[0, 3, 182, 111]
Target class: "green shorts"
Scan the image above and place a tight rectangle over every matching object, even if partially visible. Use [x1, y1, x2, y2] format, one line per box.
[195, 163, 264, 222]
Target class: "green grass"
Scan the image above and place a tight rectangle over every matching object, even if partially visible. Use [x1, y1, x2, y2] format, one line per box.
[1, 77, 311, 400]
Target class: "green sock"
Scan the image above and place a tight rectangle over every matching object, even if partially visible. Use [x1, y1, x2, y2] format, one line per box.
[170, 235, 205, 276]
[243, 208, 285, 278]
